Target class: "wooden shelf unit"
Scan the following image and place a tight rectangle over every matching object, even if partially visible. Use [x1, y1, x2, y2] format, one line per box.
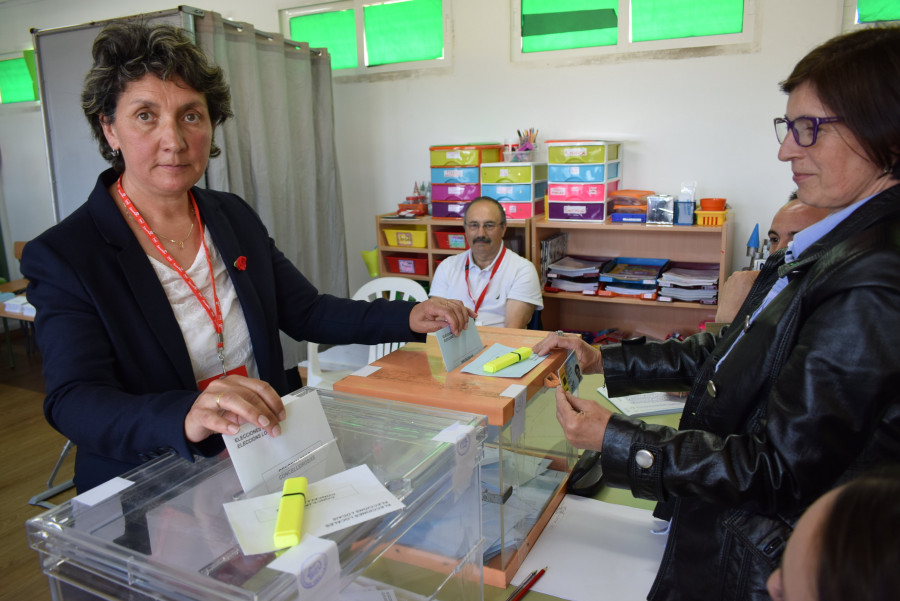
[376, 213, 532, 283]
[531, 217, 734, 338]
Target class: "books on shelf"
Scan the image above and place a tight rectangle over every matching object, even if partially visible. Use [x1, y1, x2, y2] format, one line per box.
[657, 262, 719, 304]
[545, 255, 610, 294]
[599, 257, 669, 285]
[539, 232, 569, 287]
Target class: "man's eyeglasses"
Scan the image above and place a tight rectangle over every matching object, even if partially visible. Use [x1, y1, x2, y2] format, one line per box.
[464, 221, 501, 233]
[774, 116, 843, 147]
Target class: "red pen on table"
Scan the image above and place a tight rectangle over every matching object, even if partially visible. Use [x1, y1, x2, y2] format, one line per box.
[506, 567, 547, 601]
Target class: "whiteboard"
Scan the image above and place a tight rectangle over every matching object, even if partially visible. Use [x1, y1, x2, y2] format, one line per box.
[32, 8, 198, 222]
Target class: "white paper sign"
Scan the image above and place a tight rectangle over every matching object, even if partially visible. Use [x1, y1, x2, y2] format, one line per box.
[269, 534, 341, 600]
[435, 317, 483, 371]
[223, 388, 343, 494]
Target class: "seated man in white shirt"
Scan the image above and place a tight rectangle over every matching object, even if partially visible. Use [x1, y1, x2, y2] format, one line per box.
[430, 197, 543, 328]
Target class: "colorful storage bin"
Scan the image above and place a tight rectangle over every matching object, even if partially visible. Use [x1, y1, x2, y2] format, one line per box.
[431, 167, 480, 184]
[482, 180, 548, 203]
[432, 200, 470, 219]
[429, 144, 503, 167]
[383, 228, 427, 248]
[501, 199, 544, 219]
[548, 163, 617, 183]
[480, 162, 548, 184]
[547, 182, 614, 203]
[547, 201, 606, 222]
[432, 183, 481, 202]
[695, 210, 728, 226]
[547, 140, 620, 164]
[434, 230, 469, 249]
[386, 254, 428, 275]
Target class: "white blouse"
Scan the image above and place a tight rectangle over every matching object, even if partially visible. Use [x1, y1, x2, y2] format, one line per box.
[148, 228, 258, 386]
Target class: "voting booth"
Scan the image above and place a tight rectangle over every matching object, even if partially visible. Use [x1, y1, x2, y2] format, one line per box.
[27, 389, 487, 601]
[335, 327, 577, 587]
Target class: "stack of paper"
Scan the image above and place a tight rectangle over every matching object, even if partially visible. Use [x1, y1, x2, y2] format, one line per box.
[606, 391, 686, 416]
[3, 294, 29, 313]
[546, 256, 609, 294]
[657, 263, 719, 304]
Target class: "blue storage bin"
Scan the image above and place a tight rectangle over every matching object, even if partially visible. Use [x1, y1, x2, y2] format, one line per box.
[548, 163, 606, 183]
[481, 181, 547, 203]
[431, 167, 480, 184]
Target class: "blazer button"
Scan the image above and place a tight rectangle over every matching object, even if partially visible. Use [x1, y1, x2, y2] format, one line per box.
[635, 449, 655, 469]
[707, 380, 718, 397]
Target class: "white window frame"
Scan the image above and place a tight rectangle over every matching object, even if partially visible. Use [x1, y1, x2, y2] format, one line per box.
[279, 0, 452, 79]
[510, 0, 758, 66]
[842, 0, 900, 31]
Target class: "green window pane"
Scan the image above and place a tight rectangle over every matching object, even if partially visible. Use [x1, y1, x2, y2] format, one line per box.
[290, 10, 358, 70]
[858, 0, 900, 22]
[632, 0, 744, 42]
[521, 0, 617, 52]
[364, 0, 443, 67]
[0, 57, 37, 104]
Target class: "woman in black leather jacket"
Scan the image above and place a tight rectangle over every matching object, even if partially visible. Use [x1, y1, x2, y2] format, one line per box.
[533, 26, 900, 601]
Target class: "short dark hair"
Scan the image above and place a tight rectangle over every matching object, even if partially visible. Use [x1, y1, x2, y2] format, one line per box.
[82, 21, 232, 172]
[817, 465, 900, 601]
[780, 26, 900, 179]
[463, 196, 507, 226]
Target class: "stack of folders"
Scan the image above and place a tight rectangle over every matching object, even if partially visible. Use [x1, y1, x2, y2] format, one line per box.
[2, 293, 35, 317]
[545, 256, 609, 294]
[597, 257, 669, 299]
[657, 263, 719, 304]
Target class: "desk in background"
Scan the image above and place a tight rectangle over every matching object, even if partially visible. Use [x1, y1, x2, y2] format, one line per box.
[0, 278, 33, 368]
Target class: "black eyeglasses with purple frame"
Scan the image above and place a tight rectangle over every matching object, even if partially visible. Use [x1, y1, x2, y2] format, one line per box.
[774, 115, 843, 147]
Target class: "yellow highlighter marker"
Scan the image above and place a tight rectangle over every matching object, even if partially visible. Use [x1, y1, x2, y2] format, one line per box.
[483, 347, 533, 373]
[273, 476, 307, 548]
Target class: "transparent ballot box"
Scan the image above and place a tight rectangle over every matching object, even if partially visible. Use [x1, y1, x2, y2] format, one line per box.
[334, 327, 576, 587]
[27, 389, 487, 601]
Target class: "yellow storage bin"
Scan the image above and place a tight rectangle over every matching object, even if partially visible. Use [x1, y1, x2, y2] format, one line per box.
[547, 140, 621, 164]
[429, 144, 503, 167]
[383, 228, 427, 248]
[694, 210, 728, 226]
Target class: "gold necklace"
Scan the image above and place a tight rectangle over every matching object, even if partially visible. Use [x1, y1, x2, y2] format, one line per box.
[142, 207, 195, 250]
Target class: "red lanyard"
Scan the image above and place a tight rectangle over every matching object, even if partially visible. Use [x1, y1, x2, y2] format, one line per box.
[116, 177, 227, 375]
[465, 246, 506, 313]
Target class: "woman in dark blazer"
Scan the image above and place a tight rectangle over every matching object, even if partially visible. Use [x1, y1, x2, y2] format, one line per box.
[21, 22, 469, 493]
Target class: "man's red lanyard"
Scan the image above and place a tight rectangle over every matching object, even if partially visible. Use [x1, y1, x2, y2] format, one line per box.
[465, 246, 506, 313]
[116, 177, 227, 376]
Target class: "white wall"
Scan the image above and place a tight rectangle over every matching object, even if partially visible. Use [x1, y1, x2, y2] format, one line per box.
[0, 0, 846, 290]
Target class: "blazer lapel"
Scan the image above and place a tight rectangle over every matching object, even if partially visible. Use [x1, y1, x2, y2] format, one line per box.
[88, 174, 198, 389]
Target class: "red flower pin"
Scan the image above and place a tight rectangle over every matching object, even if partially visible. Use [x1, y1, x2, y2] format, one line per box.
[234, 256, 247, 271]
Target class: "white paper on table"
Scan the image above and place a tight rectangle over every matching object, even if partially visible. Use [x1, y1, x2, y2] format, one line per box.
[434, 317, 483, 371]
[268, 534, 340, 600]
[223, 464, 405, 556]
[223, 388, 343, 494]
[605, 390, 686, 417]
[461, 343, 545, 378]
[511, 495, 667, 601]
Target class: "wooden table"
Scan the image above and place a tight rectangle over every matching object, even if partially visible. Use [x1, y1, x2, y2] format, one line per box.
[335, 326, 566, 426]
